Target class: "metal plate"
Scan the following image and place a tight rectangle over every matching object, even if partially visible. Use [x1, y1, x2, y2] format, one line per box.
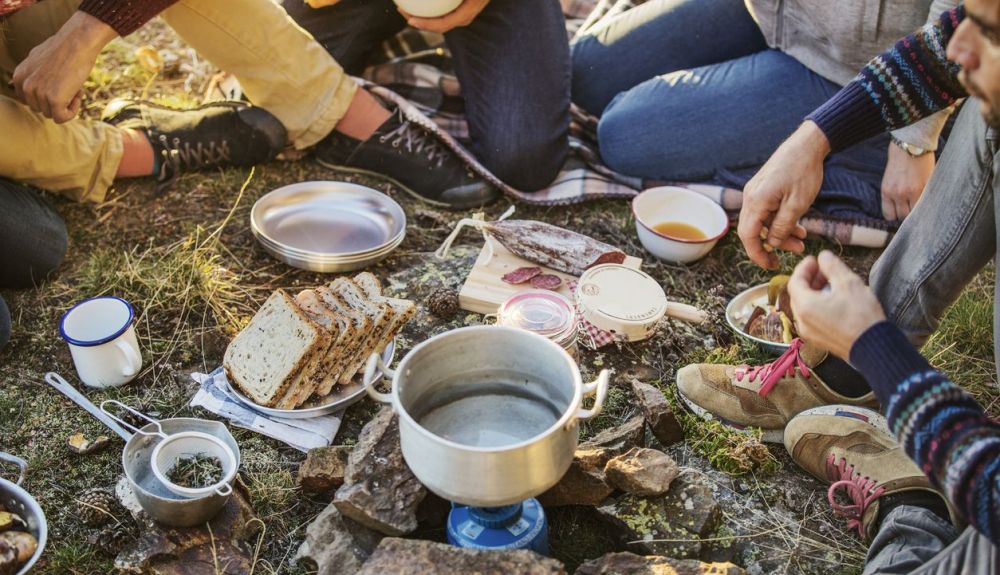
[251, 181, 406, 258]
[253, 231, 405, 273]
[227, 339, 397, 419]
[725, 284, 791, 356]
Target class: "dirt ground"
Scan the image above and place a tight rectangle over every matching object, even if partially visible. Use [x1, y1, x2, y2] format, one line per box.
[0, 21, 996, 575]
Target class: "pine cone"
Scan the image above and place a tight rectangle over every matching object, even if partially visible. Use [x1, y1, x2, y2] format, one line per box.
[424, 288, 460, 318]
[76, 488, 119, 527]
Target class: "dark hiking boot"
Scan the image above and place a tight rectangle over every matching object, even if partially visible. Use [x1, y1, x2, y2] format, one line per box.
[314, 107, 498, 210]
[102, 99, 287, 186]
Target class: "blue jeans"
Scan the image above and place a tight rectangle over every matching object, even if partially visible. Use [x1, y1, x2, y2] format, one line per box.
[282, 0, 571, 192]
[571, 0, 889, 219]
[0, 178, 68, 350]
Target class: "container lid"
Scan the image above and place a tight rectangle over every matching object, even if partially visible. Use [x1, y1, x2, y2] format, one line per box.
[496, 290, 576, 339]
[576, 264, 667, 340]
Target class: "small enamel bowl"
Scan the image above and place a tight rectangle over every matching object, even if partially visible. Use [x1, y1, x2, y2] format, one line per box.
[393, 0, 462, 17]
[632, 187, 730, 264]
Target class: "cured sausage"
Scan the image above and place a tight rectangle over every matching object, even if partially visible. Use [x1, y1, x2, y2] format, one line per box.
[502, 266, 542, 285]
[530, 274, 563, 290]
[483, 220, 625, 276]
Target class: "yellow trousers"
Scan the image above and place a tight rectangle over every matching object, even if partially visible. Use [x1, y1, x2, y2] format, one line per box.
[0, 0, 356, 202]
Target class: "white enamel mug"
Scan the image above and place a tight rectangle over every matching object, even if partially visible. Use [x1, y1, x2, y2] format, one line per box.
[59, 297, 142, 388]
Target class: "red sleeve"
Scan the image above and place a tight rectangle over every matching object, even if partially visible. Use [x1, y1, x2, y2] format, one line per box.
[78, 0, 180, 36]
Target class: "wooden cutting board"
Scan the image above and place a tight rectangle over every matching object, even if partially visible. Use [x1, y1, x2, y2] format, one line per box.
[458, 238, 707, 324]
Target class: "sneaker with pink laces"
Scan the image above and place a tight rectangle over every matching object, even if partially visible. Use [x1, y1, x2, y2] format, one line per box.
[675, 339, 878, 442]
[784, 405, 958, 541]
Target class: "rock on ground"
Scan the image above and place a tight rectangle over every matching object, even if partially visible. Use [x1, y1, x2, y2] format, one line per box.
[114, 483, 260, 575]
[295, 504, 384, 575]
[298, 445, 351, 493]
[580, 415, 646, 456]
[597, 470, 721, 560]
[334, 407, 427, 536]
[539, 446, 616, 507]
[575, 552, 745, 575]
[630, 379, 685, 447]
[604, 447, 679, 497]
[356, 538, 567, 575]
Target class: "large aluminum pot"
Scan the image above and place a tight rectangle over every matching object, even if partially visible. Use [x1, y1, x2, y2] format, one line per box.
[364, 326, 609, 507]
[0, 452, 47, 574]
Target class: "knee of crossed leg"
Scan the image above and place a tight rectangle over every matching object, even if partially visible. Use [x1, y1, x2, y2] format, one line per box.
[0, 180, 69, 289]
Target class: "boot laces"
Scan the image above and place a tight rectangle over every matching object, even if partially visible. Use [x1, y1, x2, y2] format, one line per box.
[156, 133, 232, 182]
[826, 453, 885, 538]
[735, 338, 811, 397]
[378, 114, 450, 168]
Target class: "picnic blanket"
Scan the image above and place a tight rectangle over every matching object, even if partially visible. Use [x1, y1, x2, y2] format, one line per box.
[358, 0, 895, 249]
[190, 368, 342, 452]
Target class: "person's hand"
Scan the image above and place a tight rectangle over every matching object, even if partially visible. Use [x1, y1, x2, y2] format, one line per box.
[786, 251, 886, 359]
[738, 122, 829, 269]
[880, 142, 934, 220]
[399, 0, 491, 33]
[11, 11, 116, 123]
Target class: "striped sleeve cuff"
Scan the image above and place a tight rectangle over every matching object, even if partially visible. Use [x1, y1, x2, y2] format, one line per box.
[79, 0, 178, 36]
[849, 321, 934, 406]
[806, 82, 887, 153]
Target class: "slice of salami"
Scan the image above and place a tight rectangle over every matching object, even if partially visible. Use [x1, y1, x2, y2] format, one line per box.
[530, 274, 563, 290]
[502, 266, 542, 285]
[484, 220, 626, 276]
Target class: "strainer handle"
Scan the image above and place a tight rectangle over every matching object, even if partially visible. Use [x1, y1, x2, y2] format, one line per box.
[363, 353, 394, 404]
[575, 370, 610, 421]
[100, 400, 167, 439]
[0, 452, 27, 486]
[215, 483, 233, 497]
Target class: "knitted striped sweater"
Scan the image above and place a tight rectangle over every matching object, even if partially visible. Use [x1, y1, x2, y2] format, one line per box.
[851, 322, 1000, 545]
[1, 1, 178, 36]
[808, 5, 968, 151]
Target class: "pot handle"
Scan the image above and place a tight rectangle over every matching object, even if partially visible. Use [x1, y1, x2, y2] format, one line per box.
[575, 369, 610, 421]
[364, 353, 395, 404]
[0, 452, 28, 486]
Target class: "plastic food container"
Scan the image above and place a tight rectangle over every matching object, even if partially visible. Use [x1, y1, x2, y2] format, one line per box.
[496, 290, 579, 359]
[575, 264, 668, 342]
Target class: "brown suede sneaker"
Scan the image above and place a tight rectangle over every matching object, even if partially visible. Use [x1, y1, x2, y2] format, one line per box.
[784, 405, 958, 541]
[675, 339, 878, 442]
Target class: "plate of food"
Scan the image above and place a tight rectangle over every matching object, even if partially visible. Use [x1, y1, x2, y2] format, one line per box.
[223, 272, 416, 419]
[725, 275, 799, 355]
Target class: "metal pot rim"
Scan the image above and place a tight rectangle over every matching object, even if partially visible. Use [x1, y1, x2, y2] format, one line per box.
[389, 325, 584, 453]
[0, 471, 48, 574]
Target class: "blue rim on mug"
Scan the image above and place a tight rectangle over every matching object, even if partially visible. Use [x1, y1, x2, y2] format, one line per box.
[59, 296, 135, 347]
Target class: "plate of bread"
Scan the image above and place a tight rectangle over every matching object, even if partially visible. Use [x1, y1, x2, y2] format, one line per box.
[223, 272, 416, 418]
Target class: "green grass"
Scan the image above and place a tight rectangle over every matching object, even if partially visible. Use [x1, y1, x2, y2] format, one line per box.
[923, 264, 999, 415]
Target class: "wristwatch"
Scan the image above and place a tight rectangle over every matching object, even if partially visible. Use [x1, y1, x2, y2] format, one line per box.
[890, 135, 933, 157]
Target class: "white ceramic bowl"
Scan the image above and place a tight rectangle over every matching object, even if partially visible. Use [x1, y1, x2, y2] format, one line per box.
[393, 0, 462, 18]
[632, 186, 730, 264]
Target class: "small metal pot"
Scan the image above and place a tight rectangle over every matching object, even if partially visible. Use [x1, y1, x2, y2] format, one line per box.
[122, 417, 240, 527]
[364, 326, 609, 507]
[45, 373, 240, 527]
[0, 452, 48, 575]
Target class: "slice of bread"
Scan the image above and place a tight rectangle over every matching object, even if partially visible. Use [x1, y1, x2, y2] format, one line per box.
[355, 272, 416, 355]
[223, 289, 325, 408]
[277, 290, 346, 408]
[330, 277, 394, 385]
[315, 286, 373, 397]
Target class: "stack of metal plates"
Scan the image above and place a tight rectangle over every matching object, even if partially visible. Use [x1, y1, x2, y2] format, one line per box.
[251, 181, 406, 273]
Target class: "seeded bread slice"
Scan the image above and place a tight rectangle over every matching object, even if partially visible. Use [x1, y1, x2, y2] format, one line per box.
[315, 286, 372, 397]
[223, 289, 325, 408]
[330, 277, 394, 385]
[277, 290, 347, 408]
[355, 273, 416, 355]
